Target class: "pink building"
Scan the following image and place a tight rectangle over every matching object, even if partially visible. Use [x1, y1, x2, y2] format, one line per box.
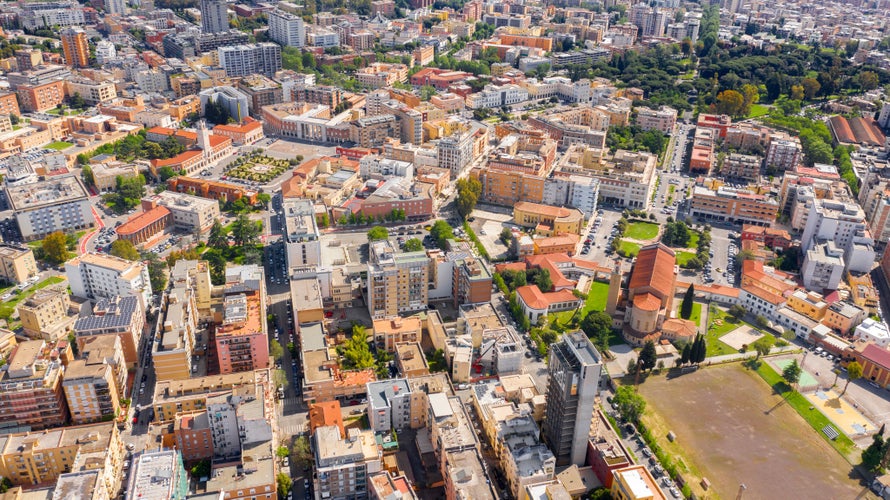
[214, 268, 269, 374]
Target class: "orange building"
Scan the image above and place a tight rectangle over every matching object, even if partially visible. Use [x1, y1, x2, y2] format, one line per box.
[16, 81, 65, 112]
[212, 117, 265, 145]
[115, 205, 172, 246]
[0, 93, 20, 117]
[308, 401, 345, 437]
[61, 28, 90, 68]
[167, 177, 257, 204]
[150, 150, 204, 176]
[494, 34, 554, 51]
[174, 412, 214, 461]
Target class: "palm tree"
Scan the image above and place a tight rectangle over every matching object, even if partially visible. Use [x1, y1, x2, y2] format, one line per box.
[841, 361, 863, 396]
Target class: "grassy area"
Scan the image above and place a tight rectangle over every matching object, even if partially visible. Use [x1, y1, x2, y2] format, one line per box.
[747, 104, 771, 119]
[581, 281, 610, 315]
[45, 141, 73, 151]
[0, 276, 67, 323]
[618, 240, 641, 257]
[675, 251, 697, 266]
[462, 222, 490, 260]
[704, 306, 742, 357]
[687, 231, 699, 249]
[624, 221, 659, 240]
[752, 362, 858, 462]
[687, 302, 702, 326]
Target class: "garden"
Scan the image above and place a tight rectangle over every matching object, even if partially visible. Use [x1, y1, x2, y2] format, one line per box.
[226, 153, 297, 183]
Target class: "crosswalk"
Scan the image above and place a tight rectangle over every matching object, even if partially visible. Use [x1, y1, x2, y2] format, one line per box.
[280, 396, 304, 414]
[279, 422, 307, 437]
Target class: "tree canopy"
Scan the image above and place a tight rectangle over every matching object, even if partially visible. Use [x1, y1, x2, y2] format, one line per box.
[367, 226, 388, 241]
[41, 231, 69, 264]
[455, 177, 482, 220]
[110, 239, 140, 261]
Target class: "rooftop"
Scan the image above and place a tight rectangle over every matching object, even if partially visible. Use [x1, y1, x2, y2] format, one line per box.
[74, 295, 140, 333]
[6, 175, 89, 211]
[628, 244, 676, 299]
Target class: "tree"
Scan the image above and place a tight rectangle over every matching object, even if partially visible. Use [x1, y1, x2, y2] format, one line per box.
[782, 359, 802, 387]
[158, 166, 177, 181]
[276, 473, 291, 498]
[681, 343, 691, 365]
[81, 164, 95, 187]
[690, 334, 706, 363]
[581, 311, 613, 351]
[801, 77, 821, 100]
[8, 114, 18, 126]
[680, 284, 694, 319]
[790, 85, 805, 101]
[729, 304, 747, 320]
[751, 335, 774, 358]
[42, 231, 69, 264]
[715, 89, 745, 116]
[204, 249, 227, 285]
[842, 361, 863, 396]
[403, 238, 423, 251]
[142, 250, 168, 292]
[755, 315, 770, 329]
[735, 249, 756, 264]
[367, 226, 388, 241]
[613, 385, 646, 423]
[740, 83, 760, 116]
[455, 177, 482, 220]
[231, 214, 260, 247]
[500, 227, 513, 245]
[639, 340, 657, 372]
[531, 268, 552, 292]
[110, 239, 140, 261]
[276, 446, 289, 458]
[256, 193, 272, 208]
[208, 220, 228, 249]
[338, 325, 375, 370]
[270, 339, 284, 361]
[427, 349, 447, 372]
[291, 435, 313, 468]
[862, 429, 887, 472]
[429, 220, 454, 249]
[69, 92, 86, 109]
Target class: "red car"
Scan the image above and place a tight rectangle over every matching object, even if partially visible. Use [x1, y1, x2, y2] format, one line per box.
[324, 311, 334, 318]
[132, 416, 138, 424]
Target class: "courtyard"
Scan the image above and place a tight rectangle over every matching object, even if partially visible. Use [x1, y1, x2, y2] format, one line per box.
[637, 364, 868, 499]
[226, 154, 293, 182]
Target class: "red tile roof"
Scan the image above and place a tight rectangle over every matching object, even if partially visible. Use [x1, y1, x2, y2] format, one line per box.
[633, 292, 661, 312]
[150, 149, 202, 168]
[212, 117, 263, 134]
[628, 244, 676, 299]
[862, 343, 890, 370]
[516, 285, 578, 310]
[829, 116, 856, 144]
[116, 205, 171, 236]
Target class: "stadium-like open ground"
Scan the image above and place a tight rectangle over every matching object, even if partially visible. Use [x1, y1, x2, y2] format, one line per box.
[637, 364, 867, 499]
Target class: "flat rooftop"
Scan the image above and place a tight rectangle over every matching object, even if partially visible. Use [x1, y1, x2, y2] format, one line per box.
[7, 175, 88, 211]
[125, 450, 180, 500]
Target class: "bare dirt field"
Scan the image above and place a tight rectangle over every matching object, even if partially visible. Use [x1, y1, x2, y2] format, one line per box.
[637, 364, 869, 499]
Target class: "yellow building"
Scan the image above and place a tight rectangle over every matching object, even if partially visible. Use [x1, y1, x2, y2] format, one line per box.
[847, 272, 880, 315]
[372, 316, 422, 352]
[152, 372, 259, 422]
[785, 289, 827, 321]
[17, 287, 73, 341]
[0, 244, 38, 284]
[152, 287, 197, 382]
[62, 360, 121, 424]
[513, 201, 584, 236]
[0, 422, 123, 494]
[821, 301, 866, 336]
[90, 161, 140, 193]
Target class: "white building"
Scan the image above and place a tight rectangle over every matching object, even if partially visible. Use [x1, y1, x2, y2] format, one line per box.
[359, 155, 414, 180]
[765, 137, 802, 171]
[307, 30, 340, 48]
[218, 43, 282, 77]
[801, 242, 846, 291]
[65, 253, 153, 308]
[366, 378, 413, 432]
[21, 1, 85, 29]
[134, 69, 170, 93]
[199, 86, 251, 122]
[855, 318, 890, 348]
[800, 196, 875, 274]
[466, 84, 529, 109]
[269, 9, 306, 47]
[104, 0, 125, 15]
[543, 173, 600, 218]
[94, 40, 117, 64]
[282, 198, 321, 268]
[147, 191, 220, 234]
[437, 130, 475, 176]
[7, 175, 94, 241]
[200, 0, 229, 33]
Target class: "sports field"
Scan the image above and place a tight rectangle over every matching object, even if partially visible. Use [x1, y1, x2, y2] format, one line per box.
[637, 364, 867, 499]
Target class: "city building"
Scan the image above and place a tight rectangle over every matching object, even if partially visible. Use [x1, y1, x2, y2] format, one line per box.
[314, 426, 382, 500]
[62, 360, 120, 424]
[0, 340, 70, 430]
[153, 286, 197, 381]
[115, 205, 172, 247]
[18, 287, 76, 341]
[308, 401, 345, 437]
[0, 244, 38, 284]
[79, 335, 127, 400]
[124, 450, 188, 500]
[395, 342, 429, 378]
[720, 153, 762, 181]
[214, 265, 269, 374]
[623, 244, 679, 345]
[167, 176, 256, 204]
[543, 332, 602, 466]
[611, 465, 667, 500]
[143, 191, 221, 234]
[356, 63, 409, 88]
[73, 295, 145, 368]
[269, 9, 306, 47]
[65, 78, 117, 105]
[558, 146, 656, 209]
[765, 137, 802, 171]
[372, 316, 421, 352]
[152, 371, 260, 423]
[515, 285, 581, 324]
[282, 198, 322, 268]
[218, 44, 282, 77]
[635, 106, 676, 134]
[7, 175, 94, 241]
[366, 240, 430, 319]
[16, 81, 66, 113]
[212, 117, 265, 145]
[90, 161, 139, 193]
[367, 378, 414, 432]
[200, 0, 229, 33]
[801, 242, 848, 292]
[61, 27, 89, 68]
[855, 318, 890, 348]
[66, 253, 152, 308]
[199, 86, 251, 123]
[690, 182, 779, 226]
[513, 202, 585, 237]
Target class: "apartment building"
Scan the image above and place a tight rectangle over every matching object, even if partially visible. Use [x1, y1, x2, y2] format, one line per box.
[437, 128, 477, 176]
[212, 117, 265, 145]
[560, 146, 657, 209]
[314, 426, 382, 500]
[65, 78, 117, 105]
[268, 9, 306, 47]
[367, 240, 430, 319]
[152, 372, 259, 423]
[635, 106, 676, 134]
[66, 253, 152, 308]
[7, 175, 94, 240]
[0, 92, 21, 117]
[690, 183, 778, 226]
[452, 256, 493, 308]
[90, 162, 139, 193]
[367, 378, 415, 433]
[800, 195, 875, 274]
[218, 43, 282, 78]
[19, 287, 76, 341]
[0, 245, 38, 284]
[73, 295, 145, 368]
[142, 191, 221, 234]
[61, 27, 89, 68]
[215, 265, 269, 374]
[0, 340, 70, 430]
[16, 81, 66, 112]
[350, 114, 399, 148]
[199, 86, 251, 123]
[80, 335, 127, 399]
[720, 153, 762, 181]
[544, 332, 602, 466]
[62, 360, 120, 424]
[125, 450, 188, 500]
[282, 198, 322, 268]
[0, 422, 123, 494]
[153, 286, 197, 381]
[765, 137, 802, 171]
[200, 0, 229, 33]
[356, 63, 409, 88]
[801, 242, 846, 291]
[372, 316, 421, 352]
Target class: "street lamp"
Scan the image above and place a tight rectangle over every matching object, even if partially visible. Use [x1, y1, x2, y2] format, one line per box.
[736, 483, 747, 500]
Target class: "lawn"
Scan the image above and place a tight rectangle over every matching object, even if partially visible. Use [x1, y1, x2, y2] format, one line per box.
[704, 306, 742, 357]
[581, 281, 610, 315]
[747, 104, 771, 118]
[674, 251, 697, 266]
[687, 231, 699, 249]
[636, 364, 863, 499]
[686, 302, 702, 326]
[624, 221, 659, 241]
[45, 141, 73, 151]
[618, 240, 641, 257]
